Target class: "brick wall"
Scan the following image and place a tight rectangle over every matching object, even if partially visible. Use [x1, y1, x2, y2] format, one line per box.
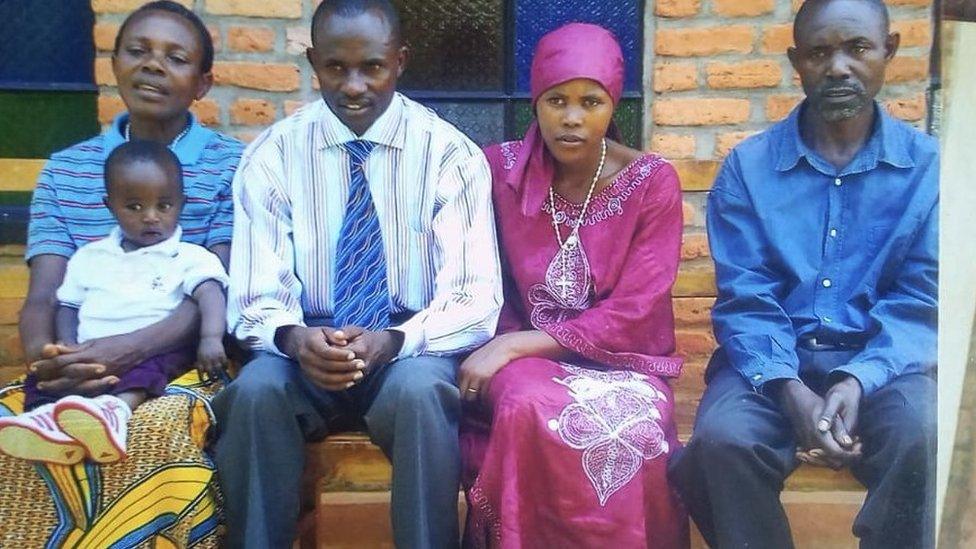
[648, 0, 934, 161]
[92, 0, 934, 153]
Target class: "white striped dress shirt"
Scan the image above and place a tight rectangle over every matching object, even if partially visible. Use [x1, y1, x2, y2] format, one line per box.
[228, 94, 502, 358]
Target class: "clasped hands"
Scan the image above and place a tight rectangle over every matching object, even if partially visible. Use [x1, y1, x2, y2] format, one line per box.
[29, 335, 144, 396]
[777, 375, 864, 469]
[284, 325, 400, 391]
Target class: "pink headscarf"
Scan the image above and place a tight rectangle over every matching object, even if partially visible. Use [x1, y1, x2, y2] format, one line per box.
[508, 23, 625, 216]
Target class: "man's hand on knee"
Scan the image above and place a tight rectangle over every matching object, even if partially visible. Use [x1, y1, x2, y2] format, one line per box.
[276, 325, 366, 391]
[777, 379, 861, 469]
[344, 327, 403, 376]
[816, 374, 864, 456]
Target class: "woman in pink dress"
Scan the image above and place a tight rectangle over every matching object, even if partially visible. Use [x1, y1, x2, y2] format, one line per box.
[458, 23, 688, 548]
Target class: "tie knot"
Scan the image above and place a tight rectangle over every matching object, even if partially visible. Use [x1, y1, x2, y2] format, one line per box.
[343, 140, 375, 169]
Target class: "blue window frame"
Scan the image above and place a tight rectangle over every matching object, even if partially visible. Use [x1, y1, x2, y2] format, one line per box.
[0, 0, 99, 244]
[397, 0, 644, 147]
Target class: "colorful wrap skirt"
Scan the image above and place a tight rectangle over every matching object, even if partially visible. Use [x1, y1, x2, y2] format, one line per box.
[0, 371, 222, 548]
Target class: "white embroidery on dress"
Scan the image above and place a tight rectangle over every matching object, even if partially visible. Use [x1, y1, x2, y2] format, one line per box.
[549, 365, 669, 506]
[542, 155, 669, 227]
[499, 141, 519, 170]
[527, 237, 591, 329]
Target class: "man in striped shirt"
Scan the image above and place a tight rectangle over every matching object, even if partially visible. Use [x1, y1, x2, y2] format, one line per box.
[214, 1, 502, 547]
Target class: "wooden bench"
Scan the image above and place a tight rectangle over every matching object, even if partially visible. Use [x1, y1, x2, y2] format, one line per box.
[0, 159, 864, 548]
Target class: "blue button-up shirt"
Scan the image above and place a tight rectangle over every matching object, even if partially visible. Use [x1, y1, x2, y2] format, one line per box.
[707, 103, 938, 396]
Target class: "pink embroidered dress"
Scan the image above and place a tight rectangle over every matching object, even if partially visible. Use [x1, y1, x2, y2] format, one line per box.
[460, 139, 688, 548]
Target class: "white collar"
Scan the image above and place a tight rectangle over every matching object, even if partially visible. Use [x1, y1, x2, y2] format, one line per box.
[99, 225, 183, 256]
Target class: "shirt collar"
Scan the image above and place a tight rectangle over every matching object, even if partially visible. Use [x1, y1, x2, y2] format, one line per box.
[774, 101, 916, 175]
[315, 93, 406, 151]
[103, 225, 183, 256]
[103, 112, 212, 166]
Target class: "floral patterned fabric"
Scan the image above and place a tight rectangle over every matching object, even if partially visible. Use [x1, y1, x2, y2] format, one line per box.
[0, 371, 222, 548]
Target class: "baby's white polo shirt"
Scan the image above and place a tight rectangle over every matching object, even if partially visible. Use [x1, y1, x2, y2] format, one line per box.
[57, 226, 229, 343]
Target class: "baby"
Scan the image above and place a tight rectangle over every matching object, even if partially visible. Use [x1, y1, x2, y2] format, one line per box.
[0, 140, 229, 465]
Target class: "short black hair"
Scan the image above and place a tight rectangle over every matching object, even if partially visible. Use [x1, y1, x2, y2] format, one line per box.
[794, 0, 890, 43]
[311, 0, 402, 46]
[113, 1, 214, 73]
[105, 141, 184, 196]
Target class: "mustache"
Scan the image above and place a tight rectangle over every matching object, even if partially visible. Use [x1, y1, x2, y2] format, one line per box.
[815, 81, 865, 95]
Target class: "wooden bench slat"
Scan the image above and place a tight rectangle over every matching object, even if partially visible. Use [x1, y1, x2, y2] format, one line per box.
[1, 159, 720, 194]
[0, 159, 46, 193]
[306, 432, 864, 494]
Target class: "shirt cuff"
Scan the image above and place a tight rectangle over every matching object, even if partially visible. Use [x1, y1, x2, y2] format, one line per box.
[389, 312, 428, 360]
[249, 313, 305, 359]
[732, 358, 800, 392]
[829, 363, 886, 396]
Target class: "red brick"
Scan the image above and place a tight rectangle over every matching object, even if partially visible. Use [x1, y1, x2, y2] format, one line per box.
[205, 0, 302, 18]
[284, 100, 307, 116]
[707, 60, 782, 89]
[98, 95, 126, 125]
[675, 328, 717, 357]
[891, 19, 933, 48]
[213, 62, 301, 92]
[655, 26, 754, 57]
[190, 99, 220, 126]
[762, 24, 794, 54]
[885, 56, 929, 83]
[654, 98, 751, 126]
[682, 201, 697, 227]
[681, 233, 711, 261]
[231, 99, 276, 126]
[228, 26, 276, 53]
[208, 26, 222, 52]
[94, 57, 116, 86]
[884, 93, 927, 122]
[673, 297, 716, 327]
[713, 0, 774, 17]
[286, 26, 312, 56]
[766, 94, 804, 121]
[655, 0, 701, 17]
[715, 131, 756, 157]
[94, 23, 120, 52]
[650, 133, 696, 159]
[92, 0, 192, 13]
[654, 63, 698, 92]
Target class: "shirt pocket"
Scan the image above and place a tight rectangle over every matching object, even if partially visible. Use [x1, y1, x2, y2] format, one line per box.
[867, 225, 889, 250]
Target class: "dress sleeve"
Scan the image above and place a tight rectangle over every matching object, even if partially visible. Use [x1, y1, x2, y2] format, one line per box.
[543, 160, 684, 378]
[226, 137, 306, 356]
[26, 158, 76, 261]
[707, 152, 800, 390]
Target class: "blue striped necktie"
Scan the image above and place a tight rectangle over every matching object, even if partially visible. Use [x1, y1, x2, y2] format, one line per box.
[332, 140, 390, 330]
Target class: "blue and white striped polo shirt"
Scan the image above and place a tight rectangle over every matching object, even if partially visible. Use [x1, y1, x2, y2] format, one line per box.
[26, 113, 243, 261]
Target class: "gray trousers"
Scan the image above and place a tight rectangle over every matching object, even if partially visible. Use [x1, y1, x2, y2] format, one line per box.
[213, 351, 461, 549]
[669, 348, 936, 549]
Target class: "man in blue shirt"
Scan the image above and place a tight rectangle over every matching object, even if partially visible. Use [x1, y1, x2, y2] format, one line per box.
[668, 1, 937, 547]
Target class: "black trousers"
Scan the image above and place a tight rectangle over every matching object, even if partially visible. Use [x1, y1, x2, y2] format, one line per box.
[668, 348, 936, 549]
